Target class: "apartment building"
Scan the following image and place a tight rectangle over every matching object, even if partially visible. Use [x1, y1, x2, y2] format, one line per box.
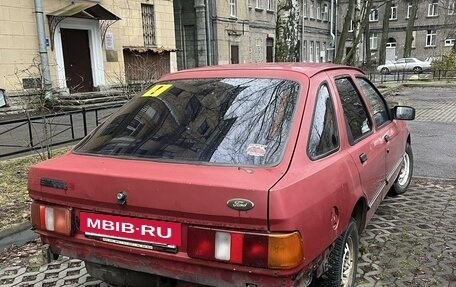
[0, 0, 177, 94]
[339, 0, 455, 64]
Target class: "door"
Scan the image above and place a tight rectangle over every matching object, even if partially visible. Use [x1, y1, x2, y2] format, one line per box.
[331, 75, 386, 208]
[61, 28, 93, 93]
[231, 45, 239, 64]
[266, 38, 274, 62]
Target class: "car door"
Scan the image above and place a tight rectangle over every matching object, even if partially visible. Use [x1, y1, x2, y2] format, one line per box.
[355, 76, 405, 187]
[329, 74, 386, 208]
[394, 58, 406, 72]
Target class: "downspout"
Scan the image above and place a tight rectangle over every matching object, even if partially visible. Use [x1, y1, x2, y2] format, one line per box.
[330, 0, 336, 62]
[34, 0, 52, 100]
[301, 0, 305, 61]
[204, 0, 212, 65]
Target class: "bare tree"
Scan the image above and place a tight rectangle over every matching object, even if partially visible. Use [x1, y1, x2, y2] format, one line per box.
[344, 0, 373, 65]
[378, 0, 392, 65]
[336, 0, 356, 63]
[403, 0, 420, 58]
[275, 0, 300, 62]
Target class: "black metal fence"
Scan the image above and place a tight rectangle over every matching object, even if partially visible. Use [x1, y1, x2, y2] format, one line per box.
[0, 104, 122, 159]
[367, 69, 456, 84]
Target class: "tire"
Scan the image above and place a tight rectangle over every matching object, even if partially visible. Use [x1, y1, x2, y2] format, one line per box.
[314, 220, 359, 287]
[389, 143, 413, 196]
[380, 67, 389, 74]
[413, 66, 422, 74]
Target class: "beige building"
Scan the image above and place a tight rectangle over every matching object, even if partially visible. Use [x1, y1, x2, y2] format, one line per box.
[0, 0, 177, 94]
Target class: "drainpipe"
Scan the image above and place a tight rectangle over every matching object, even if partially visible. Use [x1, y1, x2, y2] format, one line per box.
[204, 0, 212, 65]
[330, 0, 336, 62]
[301, 0, 305, 62]
[34, 0, 52, 100]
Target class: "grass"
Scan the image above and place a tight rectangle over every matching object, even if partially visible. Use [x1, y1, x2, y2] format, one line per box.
[0, 148, 71, 233]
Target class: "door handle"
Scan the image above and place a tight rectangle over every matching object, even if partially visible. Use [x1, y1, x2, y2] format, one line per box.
[384, 134, 391, 142]
[359, 153, 368, 164]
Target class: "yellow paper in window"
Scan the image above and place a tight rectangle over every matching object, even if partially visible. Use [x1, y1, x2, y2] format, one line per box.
[142, 84, 172, 97]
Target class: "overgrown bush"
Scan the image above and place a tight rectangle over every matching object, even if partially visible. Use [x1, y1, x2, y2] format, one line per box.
[431, 50, 456, 78]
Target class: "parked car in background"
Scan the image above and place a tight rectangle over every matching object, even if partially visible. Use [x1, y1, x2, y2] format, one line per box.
[28, 63, 415, 287]
[377, 57, 431, 74]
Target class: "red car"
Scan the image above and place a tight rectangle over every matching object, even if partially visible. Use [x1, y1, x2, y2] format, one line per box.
[28, 63, 415, 287]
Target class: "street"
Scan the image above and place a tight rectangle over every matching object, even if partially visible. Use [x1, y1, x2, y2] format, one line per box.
[0, 85, 455, 286]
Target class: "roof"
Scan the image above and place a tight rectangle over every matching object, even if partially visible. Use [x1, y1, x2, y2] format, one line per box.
[48, 1, 120, 20]
[169, 63, 364, 78]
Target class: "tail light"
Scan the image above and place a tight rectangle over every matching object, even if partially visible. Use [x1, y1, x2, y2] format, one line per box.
[31, 202, 72, 236]
[187, 227, 303, 269]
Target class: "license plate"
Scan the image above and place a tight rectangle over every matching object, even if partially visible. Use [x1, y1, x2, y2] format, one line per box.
[79, 212, 181, 246]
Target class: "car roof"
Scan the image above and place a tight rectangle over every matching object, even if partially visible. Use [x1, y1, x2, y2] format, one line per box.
[167, 63, 364, 78]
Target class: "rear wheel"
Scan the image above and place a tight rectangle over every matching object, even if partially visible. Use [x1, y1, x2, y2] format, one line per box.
[413, 66, 422, 74]
[314, 220, 359, 287]
[380, 67, 390, 74]
[389, 143, 413, 196]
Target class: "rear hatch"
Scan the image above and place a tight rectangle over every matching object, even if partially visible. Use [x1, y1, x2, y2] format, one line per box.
[28, 153, 285, 231]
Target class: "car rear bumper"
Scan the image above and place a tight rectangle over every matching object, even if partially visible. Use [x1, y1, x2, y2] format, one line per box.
[40, 234, 312, 287]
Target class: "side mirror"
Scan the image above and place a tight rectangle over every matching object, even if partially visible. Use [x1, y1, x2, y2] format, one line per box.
[392, 106, 415, 120]
[0, 89, 6, 108]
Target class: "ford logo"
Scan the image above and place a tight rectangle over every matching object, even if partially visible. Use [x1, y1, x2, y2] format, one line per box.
[227, 198, 255, 211]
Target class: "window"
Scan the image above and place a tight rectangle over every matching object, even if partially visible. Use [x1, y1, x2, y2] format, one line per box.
[303, 40, 307, 61]
[407, 3, 412, 18]
[310, 41, 314, 62]
[316, 4, 321, 20]
[255, 0, 261, 9]
[390, 4, 397, 20]
[426, 30, 437, 47]
[267, 0, 273, 11]
[322, 42, 326, 62]
[348, 20, 354, 32]
[322, 4, 329, 21]
[230, 0, 237, 17]
[428, 0, 438, 16]
[307, 84, 339, 159]
[370, 33, 378, 50]
[303, 0, 308, 17]
[334, 77, 372, 144]
[412, 31, 416, 48]
[141, 4, 156, 47]
[445, 38, 455, 46]
[369, 8, 379, 21]
[231, 45, 239, 64]
[356, 78, 390, 128]
[266, 38, 274, 62]
[449, 0, 455, 15]
[316, 42, 320, 62]
[310, 2, 315, 18]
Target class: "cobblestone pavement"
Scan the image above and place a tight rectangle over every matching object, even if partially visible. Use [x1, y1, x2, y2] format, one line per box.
[1, 177, 455, 286]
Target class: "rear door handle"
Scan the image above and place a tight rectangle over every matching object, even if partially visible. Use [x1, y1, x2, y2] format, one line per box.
[359, 153, 368, 164]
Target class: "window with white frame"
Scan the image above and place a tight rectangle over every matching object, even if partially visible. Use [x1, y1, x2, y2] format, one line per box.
[412, 31, 416, 48]
[303, 0, 308, 17]
[428, 0, 438, 16]
[348, 20, 354, 32]
[369, 8, 379, 21]
[370, 33, 378, 50]
[445, 38, 455, 46]
[449, 0, 455, 15]
[322, 3, 329, 21]
[230, 0, 237, 16]
[316, 41, 320, 62]
[255, 0, 261, 9]
[426, 30, 437, 47]
[267, 0, 273, 11]
[310, 2, 315, 18]
[316, 4, 321, 20]
[310, 41, 314, 62]
[322, 42, 326, 62]
[390, 3, 397, 20]
[407, 3, 412, 18]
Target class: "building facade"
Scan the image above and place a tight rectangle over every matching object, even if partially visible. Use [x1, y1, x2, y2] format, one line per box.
[339, 0, 455, 64]
[0, 0, 177, 94]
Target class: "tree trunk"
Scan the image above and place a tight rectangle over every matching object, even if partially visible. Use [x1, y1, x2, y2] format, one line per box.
[343, 0, 371, 66]
[336, 0, 355, 63]
[378, 0, 392, 65]
[363, 0, 374, 68]
[403, 1, 419, 58]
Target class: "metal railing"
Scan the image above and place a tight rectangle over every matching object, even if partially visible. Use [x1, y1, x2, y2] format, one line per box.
[367, 69, 456, 84]
[0, 104, 122, 159]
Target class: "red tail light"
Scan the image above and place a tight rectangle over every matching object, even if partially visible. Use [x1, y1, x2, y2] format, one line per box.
[30, 202, 72, 236]
[187, 227, 303, 269]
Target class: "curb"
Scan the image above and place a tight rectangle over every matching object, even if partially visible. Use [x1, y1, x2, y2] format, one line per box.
[0, 221, 31, 241]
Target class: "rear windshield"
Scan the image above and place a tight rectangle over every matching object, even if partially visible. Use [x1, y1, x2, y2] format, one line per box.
[74, 78, 300, 166]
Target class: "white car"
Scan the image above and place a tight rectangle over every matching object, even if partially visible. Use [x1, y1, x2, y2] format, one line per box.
[377, 58, 431, 74]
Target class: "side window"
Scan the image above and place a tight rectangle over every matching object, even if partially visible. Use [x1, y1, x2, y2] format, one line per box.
[356, 77, 391, 127]
[307, 84, 339, 159]
[334, 77, 372, 144]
